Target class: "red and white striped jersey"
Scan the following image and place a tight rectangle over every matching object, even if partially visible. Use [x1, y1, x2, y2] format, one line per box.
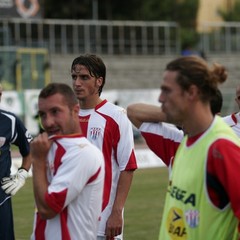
[31, 134, 104, 240]
[79, 100, 137, 237]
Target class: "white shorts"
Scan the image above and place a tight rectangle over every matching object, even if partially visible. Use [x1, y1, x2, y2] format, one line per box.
[97, 237, 121, 240]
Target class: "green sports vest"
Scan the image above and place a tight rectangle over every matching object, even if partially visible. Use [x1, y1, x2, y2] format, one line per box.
[159, 116, 240, 240]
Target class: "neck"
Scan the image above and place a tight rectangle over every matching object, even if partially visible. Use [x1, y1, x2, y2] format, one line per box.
[79, 96, 103, 109]
[183, 105, 214, 137]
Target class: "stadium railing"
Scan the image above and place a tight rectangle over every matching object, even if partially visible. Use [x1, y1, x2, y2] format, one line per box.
[199, 21, 240, 54]
[1, 18, 240, 55]
[0, 18, 180, 55]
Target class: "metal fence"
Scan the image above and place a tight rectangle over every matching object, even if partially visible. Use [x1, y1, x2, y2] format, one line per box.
[0, 18, 180, 55]
[1, 18, 240, 55]
[199, 21, 240, 54]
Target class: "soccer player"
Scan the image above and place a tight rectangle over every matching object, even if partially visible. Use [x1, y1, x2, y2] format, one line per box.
[0, 83, 32, 240]
[30, 83, 105, 240]
[159, 56, 240, 239]
[71, 54, 138, 240]
[223, 84, 240, 137]
[132, 56, 240, 239]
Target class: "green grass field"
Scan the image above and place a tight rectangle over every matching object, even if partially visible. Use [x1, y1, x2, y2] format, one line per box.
[12, 167, 169, 240]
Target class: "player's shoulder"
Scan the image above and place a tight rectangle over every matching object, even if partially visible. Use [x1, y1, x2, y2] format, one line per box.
[64, 137, 104, 163]
[0, 109, 20, 124]
[222, 112, 237, 125]
[59, 136, 99, 151]
[141, 122, 184, 142]
[0, 109, 17, 117]
[222, 113, 232, 120]
[98, 100, 127, 117]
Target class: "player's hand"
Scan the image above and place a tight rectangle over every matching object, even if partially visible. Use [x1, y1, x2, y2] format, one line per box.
[1, 168, 28, 196]
[31, 132, 52, 161]
[105, 210, 123, 239]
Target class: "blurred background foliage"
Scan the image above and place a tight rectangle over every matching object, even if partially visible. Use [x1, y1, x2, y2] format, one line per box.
[43, 0, 200, 50]
[218, 0, 240, 21]
[43, 0, 199, 24]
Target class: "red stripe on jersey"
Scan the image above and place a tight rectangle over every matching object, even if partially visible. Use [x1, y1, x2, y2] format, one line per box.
[87, 166, 102, 184]
[231, 113, 238, 125]
[95, 99, 107, 109]
[78, 115, 90, 136]
[99, 112, 121, 211]
[60, 208, 71, 240]
[207, 138, 240, 211]
[141, 131, 180, 167]
[54, 142, 66, 175]
[45, 188, 68, 213]
[35, 212, 47, 240]
[125, 150, 138, 170]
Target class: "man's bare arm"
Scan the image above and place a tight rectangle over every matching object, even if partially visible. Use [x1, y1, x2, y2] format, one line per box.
[105, 170, 134, 238]
[127, 103, 166, 128]
[31, 133, 57, 219]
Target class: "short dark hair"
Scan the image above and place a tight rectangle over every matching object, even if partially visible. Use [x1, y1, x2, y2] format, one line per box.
[71, 54, 106, 96]
[39, 83, 78, 108]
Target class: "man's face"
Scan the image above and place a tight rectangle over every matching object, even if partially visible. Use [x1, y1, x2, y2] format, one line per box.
[71, 64, 102, 101]
[38, 93, 78, 136]
[158, 70, 188, 126]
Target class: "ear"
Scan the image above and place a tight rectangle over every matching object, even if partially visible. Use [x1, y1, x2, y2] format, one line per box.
[96, 77, 103, 88]
[73, 103, 80, 115]
[187, 85, 199, 100]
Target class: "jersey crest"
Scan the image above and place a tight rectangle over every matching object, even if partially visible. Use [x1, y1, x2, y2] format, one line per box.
[90, 127, 101, 140]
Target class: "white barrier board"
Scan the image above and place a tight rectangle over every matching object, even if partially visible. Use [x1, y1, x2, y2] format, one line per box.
[11, 148, 165, 176]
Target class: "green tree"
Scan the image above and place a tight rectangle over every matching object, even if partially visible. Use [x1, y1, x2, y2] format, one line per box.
[43, 0, 92, 19]
[218, 0, 240, 21]
[138, 0, 199, 27]
[43, 0, 199, 24]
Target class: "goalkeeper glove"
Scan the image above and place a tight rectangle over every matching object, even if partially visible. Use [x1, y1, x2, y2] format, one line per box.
[1, 168, 28, 196]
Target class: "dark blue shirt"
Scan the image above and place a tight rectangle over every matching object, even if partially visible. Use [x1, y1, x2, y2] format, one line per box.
[0, 109, 32, 204]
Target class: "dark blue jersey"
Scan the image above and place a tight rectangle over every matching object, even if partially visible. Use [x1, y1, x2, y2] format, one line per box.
[0, 109, 32, 204]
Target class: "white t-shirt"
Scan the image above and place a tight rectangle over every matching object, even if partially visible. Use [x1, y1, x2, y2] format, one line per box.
[79, 100, 138, 238]
[223, 112, 240, 137]
[31, 134, 104, 240]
